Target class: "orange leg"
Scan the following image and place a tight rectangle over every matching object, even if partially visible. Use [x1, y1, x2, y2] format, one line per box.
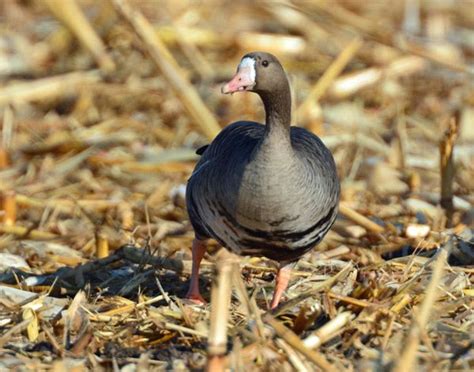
[185, 238, 207, 304]
[270, 262, 293, 309]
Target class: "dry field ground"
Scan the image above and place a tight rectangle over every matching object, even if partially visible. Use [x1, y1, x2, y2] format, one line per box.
[0, 0, 473, 370]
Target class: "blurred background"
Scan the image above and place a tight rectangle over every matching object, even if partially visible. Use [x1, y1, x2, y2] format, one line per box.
[0, 0, 473, 370]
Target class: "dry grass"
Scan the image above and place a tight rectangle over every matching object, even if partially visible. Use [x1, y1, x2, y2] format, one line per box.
[0, 0, 473, 370]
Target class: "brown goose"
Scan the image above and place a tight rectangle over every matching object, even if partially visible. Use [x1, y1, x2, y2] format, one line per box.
[186, 52, 340, 309]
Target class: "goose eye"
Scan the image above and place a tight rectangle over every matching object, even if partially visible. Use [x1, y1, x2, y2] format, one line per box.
[262, 60, 269, 67]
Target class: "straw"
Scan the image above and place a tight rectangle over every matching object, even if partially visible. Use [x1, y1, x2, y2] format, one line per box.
[112, 0, 221, 140]
[439, 115, 459, 227]
[44, 0, 115, 73]
[296, 37, 363, 118]
[393, 239, 452, 371]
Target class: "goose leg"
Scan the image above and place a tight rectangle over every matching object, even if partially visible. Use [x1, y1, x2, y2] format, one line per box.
[270, 262, 294, 309]
[185, 238, 206, 304]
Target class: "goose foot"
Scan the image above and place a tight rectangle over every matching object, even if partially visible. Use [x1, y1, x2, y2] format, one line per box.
[270, 262, 294, 309]
[185, 293, 206, 305]
[185, 238, 207, 304]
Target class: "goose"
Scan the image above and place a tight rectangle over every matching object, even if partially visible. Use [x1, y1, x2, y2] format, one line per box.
[185, 52, 340, 309]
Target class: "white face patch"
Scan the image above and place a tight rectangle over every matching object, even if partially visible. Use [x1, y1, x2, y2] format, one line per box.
[238, 57, 256, 84]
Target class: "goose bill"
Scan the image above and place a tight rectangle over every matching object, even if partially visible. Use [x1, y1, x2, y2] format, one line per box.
[221, 58, 256, 94]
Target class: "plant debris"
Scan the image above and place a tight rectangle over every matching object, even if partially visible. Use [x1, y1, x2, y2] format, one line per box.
[0, 0, 473, 370]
